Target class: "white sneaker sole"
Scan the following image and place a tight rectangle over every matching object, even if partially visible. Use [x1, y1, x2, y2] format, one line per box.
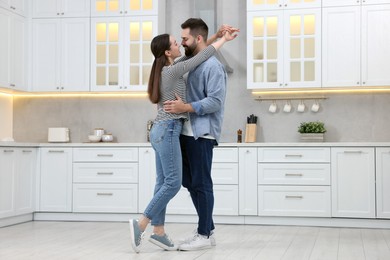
[129, 219, 141, 253]
[179, 244, 212, 251]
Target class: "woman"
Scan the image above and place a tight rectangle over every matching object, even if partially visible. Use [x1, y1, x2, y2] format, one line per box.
[129, 26, 238, 253]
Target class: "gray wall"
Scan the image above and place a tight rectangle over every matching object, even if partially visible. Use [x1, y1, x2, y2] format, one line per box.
[12, 0, 390, 143]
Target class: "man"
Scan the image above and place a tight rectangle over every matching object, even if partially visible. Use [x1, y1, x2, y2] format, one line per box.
[163, 18, 236, 251]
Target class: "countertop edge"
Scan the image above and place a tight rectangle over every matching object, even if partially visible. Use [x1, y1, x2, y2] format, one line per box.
[1, 142, 390, 147]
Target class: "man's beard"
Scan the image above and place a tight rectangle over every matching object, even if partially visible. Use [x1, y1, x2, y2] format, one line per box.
[184, 41, 197, 56]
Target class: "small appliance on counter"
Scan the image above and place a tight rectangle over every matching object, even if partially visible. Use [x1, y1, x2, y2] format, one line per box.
[48, 127, 70, 143]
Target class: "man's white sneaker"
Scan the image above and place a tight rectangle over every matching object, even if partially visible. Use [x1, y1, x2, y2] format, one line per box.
[178, 229, 216, 246]
[178, 234, 212, 251]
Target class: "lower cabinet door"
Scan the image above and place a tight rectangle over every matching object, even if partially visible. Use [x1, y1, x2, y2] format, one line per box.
[167, 185, 239, 216]
[73, 184, 138, 213]
[258, 186, 331, 217]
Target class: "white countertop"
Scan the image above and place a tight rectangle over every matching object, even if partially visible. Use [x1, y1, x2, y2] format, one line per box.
[1, 142, 390, 147]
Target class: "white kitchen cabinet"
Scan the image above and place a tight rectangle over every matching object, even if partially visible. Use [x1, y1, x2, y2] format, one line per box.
[167, 147, 239, 216]
[238, 147, 257, 216]
[32, 18, 90, 92]
[331, 147, 375, 218]
[0, 148, 36, 219]
[247, 0, 321, 11]
[0, 8, 27, 91]
[72, 148, 139, 213]
[376, 148, 390, 219]
[322, 0, 390, 7]
[14, 148, 37, 215]
[32, 0, 90, 18]
[0, 0, 27, 17]
[91, 0, 158, 17]
[138, 147, 155, 212]
[247, 8, 321, 89]
[322, 4, 390, 87]
[0, 148, 16, 218]
[39, 148, 73, 212]
[90, 16, 157, 91]
[258, 147, 331, 217]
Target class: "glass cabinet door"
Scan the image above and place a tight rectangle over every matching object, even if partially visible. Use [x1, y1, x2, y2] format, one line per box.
[247, 11, 283, 89]
[124, 16, 157, 90]
[91, 17, 124, 91]
[92, 0, 158, 16]
[283, 8, 321, 88]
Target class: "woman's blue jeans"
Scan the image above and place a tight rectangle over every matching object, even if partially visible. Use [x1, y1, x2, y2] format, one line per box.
[144, 119, 183, 226]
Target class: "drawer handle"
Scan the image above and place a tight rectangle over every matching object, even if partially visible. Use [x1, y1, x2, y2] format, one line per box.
[285, 154, 303, 158]
[97, 154, 114, 157]
[3, 149, 14, 153]
[285, 173, 303, 177]
[97, 172, 114, 175]
[343, 151, 363, 154]
[49, 150, 64, 153]
[97, 192, 113, 196]
[285, 195, 303, 199]
[22, 150, 32, 153]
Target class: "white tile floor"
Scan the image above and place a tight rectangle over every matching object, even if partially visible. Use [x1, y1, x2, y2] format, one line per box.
[1, 221, 390, 260]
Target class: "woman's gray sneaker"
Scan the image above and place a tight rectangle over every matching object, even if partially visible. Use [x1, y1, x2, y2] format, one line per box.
[129, 219, 145, 253]
[149, 233, 178, 251]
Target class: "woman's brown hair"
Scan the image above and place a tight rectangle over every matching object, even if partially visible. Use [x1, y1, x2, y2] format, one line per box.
[148, 34, 170, 104]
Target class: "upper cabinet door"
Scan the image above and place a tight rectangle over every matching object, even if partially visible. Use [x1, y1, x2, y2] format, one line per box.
[91, 0, 158, 17]
[0, 0, 27, 17]
[247, 11, 283, 89]
[362, 4, 390, 86]
[322, 6, 361, 87]
[323, 0, 390, 7]
[0, 8, 10, 89]
[247, 0, 320, 11]
[32, 0, 90, 18]
[283, 9, 321, 88]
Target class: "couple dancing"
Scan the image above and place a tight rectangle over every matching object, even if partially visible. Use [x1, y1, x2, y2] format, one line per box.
[129, 18, 239, 253]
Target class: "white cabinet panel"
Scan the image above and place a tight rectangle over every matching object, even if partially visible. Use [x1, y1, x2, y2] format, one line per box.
[73, 163, 138, 183]
[39, 148, 73, 212]
[73, 148, 138, 162]
[331, 147, 375, 218]
[322, 6, 361, 87]
[73, 183, 138, 213]
[258, 147, 330, 162]
[0, 9, 27, 91]
[376, 148, 390, 219]
[0, 148, 15, 218]
[91, 0, 158, 17]
[247, 0, 321, 11]
[32, 18, 90, 92]
[138, 147, 155, 213]
[211, 163, 238, 185]
[32, 0, 90, 18]
[239, 147, 258, 216]
[258, 163, 330, 185]
[0, 0, 27, 16]
[258, 185, 331, 217]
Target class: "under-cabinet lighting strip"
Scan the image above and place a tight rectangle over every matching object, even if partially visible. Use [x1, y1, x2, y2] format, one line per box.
[252, 87, 390, 95]
[0, 92, 148, 98]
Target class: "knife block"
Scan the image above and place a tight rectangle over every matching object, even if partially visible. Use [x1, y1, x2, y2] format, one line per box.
[245, 124, 257, 143]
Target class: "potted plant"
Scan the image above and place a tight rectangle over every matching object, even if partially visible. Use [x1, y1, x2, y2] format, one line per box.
[297, 121, 326, 142]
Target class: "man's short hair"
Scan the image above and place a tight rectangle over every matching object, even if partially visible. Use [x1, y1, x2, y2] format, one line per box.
[181, 18, 208, 42]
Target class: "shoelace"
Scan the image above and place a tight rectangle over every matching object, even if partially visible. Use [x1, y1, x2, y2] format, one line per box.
[137, 231, 145, 246]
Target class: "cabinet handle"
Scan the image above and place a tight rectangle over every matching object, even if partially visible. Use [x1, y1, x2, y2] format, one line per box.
[120, 11, 123, 14]
[362, 82, 366, 84]
[61, 12, 64, 15]
[48, 150, 65, 153]
[97, 192, 113, 196]
[3, 149, 14, 153]
[344, 151, 363, 154]
[285, 154, 302, 158]
[22, 150, 32, 153]
[97, 172, 114, 175]
[97, 154, 114, 157]
[10, 6, 16, 10]
[285, 195, 303, 199]
[57, 13, 60, 15]
[124, 11, 127, 14]
[285, 173, 303, 177]
[10, 83, 15, 87]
